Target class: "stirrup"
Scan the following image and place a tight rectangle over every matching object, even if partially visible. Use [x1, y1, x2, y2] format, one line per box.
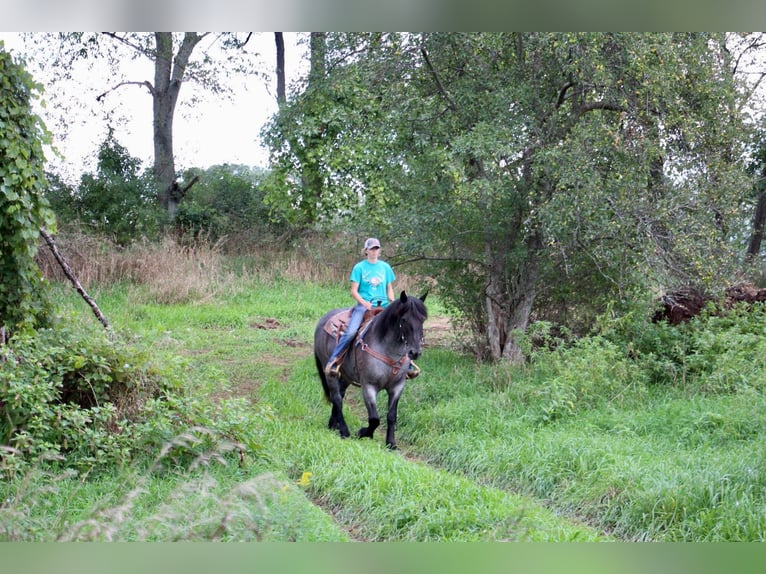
[325, 359, 342, 377]
[406, 361, 421, 379]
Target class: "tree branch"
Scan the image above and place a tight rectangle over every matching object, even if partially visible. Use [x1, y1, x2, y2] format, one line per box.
[580, 101, 626, 113]
[556, 81, 575, 109]
[96, 80, 154, 101]
[39, 229, 110, 330]
[101, 32, 152, 56]
[420, 46, 459, 114]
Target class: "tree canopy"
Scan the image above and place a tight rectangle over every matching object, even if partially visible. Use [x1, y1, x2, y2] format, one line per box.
[264, 32, 755, 361]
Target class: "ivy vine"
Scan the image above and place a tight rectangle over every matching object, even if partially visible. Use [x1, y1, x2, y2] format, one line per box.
[0, 43, 56, 334]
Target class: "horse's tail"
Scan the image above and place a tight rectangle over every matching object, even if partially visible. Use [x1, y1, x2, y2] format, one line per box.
[315, 352, 331, 402]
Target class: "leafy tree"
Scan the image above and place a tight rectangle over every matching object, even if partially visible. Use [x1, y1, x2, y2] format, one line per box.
[263, 33, 402, 228]
[266, 33, 752, 362]
[73, 130, 162, 244]
[20, 32, 261, 220]
[0, 44, 56, 334]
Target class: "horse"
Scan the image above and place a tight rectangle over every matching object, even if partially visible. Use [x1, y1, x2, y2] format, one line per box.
[313, 290, 428, 450]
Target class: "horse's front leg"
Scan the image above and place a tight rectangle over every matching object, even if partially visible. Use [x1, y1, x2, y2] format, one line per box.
[358, 383, 380, 439]
[384, 380, 406, 450]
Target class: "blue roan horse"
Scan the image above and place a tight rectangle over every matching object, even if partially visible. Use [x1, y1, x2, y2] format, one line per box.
[314, 291, 428, 450]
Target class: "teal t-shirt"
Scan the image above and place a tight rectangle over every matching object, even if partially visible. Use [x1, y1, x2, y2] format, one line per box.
[350, 260, 396, 305]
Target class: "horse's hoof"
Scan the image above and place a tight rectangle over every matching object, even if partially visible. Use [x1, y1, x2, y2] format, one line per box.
[357, 428, 368, 439]
[386, 443, 398, 451]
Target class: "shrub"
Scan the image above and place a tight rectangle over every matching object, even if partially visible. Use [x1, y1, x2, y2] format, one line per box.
[527, 336, 648, 424]
[0, 322, 269, 476]
[175, 164, 284, 246]
[603, 302, 766, 394]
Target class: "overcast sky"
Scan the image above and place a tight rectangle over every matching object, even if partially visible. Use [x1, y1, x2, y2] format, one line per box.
[0, 32, 307, 183]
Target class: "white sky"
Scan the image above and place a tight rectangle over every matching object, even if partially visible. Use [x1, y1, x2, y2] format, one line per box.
[0, 32, 308, 183]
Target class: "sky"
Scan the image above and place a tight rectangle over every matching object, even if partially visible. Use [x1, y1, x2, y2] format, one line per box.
[0, 32, 308, 183]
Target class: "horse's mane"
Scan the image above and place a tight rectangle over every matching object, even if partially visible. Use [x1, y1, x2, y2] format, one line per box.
[370, 293, 428, 340]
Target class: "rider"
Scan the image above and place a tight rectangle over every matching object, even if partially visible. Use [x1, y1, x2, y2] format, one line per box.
[325, 237, 396, 377]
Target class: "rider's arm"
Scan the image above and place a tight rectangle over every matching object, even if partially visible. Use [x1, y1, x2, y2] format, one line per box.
[351, 281, 372, 309]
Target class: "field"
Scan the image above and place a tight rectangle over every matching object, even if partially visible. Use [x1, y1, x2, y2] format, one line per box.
[4, 241, 766, 543]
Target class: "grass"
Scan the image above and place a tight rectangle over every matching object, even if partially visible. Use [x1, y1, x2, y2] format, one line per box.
[398, 351, 766, 541]
[6, 235, 766, 541]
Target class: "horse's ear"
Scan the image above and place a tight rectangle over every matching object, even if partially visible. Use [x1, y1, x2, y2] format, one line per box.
[419, 289, 429, 303]
[399, 291, 408, 303]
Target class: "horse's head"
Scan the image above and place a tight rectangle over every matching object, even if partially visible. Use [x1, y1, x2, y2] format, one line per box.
[389, 290, 428, 360]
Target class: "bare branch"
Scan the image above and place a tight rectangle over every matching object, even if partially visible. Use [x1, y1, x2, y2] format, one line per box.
[96, 79, 154, 101]
[101, 32, 152, 57]
[39, 229, 110, 330]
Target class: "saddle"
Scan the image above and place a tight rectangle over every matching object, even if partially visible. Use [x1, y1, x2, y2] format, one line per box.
[323, 306, 383, 342]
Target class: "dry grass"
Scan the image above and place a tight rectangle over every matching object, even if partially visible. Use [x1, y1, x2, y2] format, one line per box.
[37, 230, 430, 304]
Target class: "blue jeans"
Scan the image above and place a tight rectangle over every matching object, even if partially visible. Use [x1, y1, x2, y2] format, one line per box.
[327, 303, 367, 365]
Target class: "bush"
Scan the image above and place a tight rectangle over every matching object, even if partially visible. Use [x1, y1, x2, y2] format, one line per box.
[0, 322, 269, 476]
[526, 335, 648, 424]
[603, 302, 766, 394]
[73, 133, 164, 245]
[175, 164, 284, 247]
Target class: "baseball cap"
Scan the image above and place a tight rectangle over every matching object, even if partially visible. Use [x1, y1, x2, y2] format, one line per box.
[364, 238, 381, 250]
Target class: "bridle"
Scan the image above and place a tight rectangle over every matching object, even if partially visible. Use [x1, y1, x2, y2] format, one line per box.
[354, 316, 418, 380]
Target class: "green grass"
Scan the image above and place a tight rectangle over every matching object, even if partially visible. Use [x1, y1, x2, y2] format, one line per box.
[398, 347, 766, 541]
[6, 276, 766, 541]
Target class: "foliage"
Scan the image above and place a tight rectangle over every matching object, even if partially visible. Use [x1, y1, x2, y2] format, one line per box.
[69, 131, 163, 244]
[0, 44, 56, 332]
[6, 269, 766, 540]
[605, 302, 766, 394]
[402, 302, 766, 541]
[262, 35, 397, 227]
[264, 33, 754, 361]
[175, 164, 283, 244]
[0, 320, 269, 476]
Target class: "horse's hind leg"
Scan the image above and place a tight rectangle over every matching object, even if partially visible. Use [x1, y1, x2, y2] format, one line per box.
[326, 378, 350, 438]
[316, 352, 350, 438]
[357, 383, 380, 439]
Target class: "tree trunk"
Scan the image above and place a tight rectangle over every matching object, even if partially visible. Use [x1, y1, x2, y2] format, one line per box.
[298, 32, 327, 224]
[309, 32, 326, 84]
[484, 233, 541, 363]
[275, 33, 286, 106]
[747, 187, 766, 261]
[152, 32, 204, 219]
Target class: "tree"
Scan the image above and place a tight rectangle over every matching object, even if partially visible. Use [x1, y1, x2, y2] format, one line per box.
[74, 130, 162, 244]
[0, 44, 56, 334]
[266, 33, 752, 362]
[21, 32, 260, 220]
[263, 33, 402, 227]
